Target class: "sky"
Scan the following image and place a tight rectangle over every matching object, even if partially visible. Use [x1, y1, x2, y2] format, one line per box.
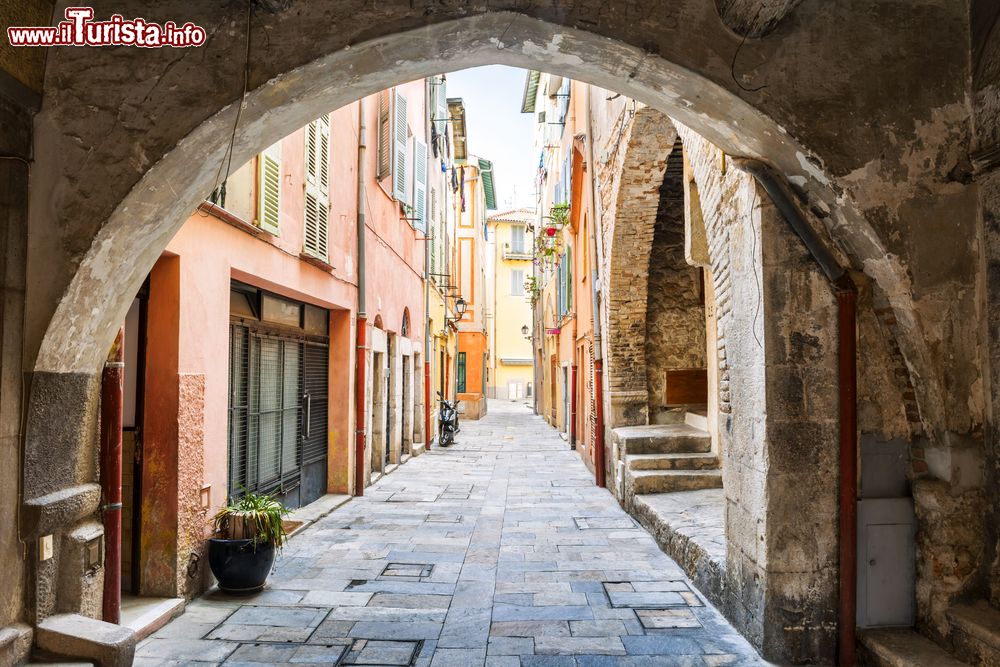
[443, 65, 537, 212]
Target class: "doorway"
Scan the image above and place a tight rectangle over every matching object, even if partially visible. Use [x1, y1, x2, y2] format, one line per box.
[402, 353, 412, 455]
[122, 287, 148, 597]
[549, 355, 557, 424]
[371, 350, 387, 476]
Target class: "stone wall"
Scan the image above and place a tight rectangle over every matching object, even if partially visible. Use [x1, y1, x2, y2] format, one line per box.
[600, 107, 678, 427]
[972, 0, 1000, 614]
[677, 124, 842, 662]
[644, 140, 707, 421]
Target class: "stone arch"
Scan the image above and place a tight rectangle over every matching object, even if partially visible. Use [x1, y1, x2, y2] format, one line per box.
[603, 107, 680, 426]
[17, 2, 979, 649]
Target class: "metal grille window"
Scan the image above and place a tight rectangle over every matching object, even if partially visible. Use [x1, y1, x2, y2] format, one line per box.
[228, 326, 302, 495]
[228, 285, 329, 508]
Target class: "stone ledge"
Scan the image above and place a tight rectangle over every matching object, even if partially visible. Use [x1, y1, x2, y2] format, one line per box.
[36, 614, 134, 667]
[858, 627, 969, 667]
[628, 489, 726, 610]
[0, 622, 32, 665]
[21, 483, 101, 537]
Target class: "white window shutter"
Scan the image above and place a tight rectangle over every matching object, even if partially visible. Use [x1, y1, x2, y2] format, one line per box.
[258, 140, 282, 234]
[305, 122, 318, 185]
[304, 118, 330, 259]
[429, 186, 438, 274]
[413, 138, 427, 232]
[393, 91, 408, 201]
[435, 78, 449, 145]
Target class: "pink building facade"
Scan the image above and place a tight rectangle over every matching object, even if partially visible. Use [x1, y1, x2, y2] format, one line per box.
[117, 78, 437, 600]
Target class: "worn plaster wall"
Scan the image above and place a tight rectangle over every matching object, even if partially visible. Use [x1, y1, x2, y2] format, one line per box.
[972, 0, 1000, 615]
[644, 139, 707, 421]
[0, 80, 32, 661]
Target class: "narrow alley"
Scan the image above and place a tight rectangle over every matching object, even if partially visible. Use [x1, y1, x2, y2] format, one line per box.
[135, 401, 764, 666]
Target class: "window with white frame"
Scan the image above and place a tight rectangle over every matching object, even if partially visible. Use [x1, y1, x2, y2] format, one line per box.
[511, 225, 525, 253]
[510, 269, 524, 296]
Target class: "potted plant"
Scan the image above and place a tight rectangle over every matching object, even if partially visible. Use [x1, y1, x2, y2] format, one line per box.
[208, 490, 289, 594]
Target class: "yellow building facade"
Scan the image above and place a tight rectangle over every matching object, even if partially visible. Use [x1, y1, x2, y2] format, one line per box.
[488, 209, 536, 401]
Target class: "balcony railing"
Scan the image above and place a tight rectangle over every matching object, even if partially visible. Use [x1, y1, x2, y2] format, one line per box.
[503, 247, 532, 260]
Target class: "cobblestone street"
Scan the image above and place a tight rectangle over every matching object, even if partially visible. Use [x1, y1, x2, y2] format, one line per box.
[136, 401, 766, 666]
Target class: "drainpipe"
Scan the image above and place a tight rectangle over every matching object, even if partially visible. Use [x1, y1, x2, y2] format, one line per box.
[424, 133, 432, 451]
[570, 364, 578, 450]
[354, 98, 368, 497]
[732, 157, 858, 667]
[585, 86, 607, 488]
[100, 327, 125, 624]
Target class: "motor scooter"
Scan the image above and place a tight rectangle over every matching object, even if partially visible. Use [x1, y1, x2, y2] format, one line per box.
[437, 391, 459, 447]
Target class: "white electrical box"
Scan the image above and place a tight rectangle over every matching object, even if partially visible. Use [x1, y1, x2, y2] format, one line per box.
[857, 497, 916, 628]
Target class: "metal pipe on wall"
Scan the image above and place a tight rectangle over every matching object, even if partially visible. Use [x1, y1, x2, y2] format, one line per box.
[354, 97, 368, 497]
[570, 364, 578, 450]
[732, 157, 858, 667]
[585, 85, 607, 487]
[100, 326, 125, 624]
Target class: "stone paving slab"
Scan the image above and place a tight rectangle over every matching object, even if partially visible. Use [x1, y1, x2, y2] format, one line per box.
[137, 400, 769, 666]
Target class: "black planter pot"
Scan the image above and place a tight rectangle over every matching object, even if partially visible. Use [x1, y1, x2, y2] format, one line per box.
[208, 538, 276, 594]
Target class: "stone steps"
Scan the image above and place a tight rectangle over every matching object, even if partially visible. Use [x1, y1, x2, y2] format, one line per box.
[628, 469, 723, 495]
[626, 452, 719, 471]
[947, 600, 1000, 666]
[611, 424, 711, 455]
[859, 628, 971, 667]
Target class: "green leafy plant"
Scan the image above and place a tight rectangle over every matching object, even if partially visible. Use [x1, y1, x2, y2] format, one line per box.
[212, 490, 289, 550]
[548, 203, 570, 229]
[524, 274, 541, 305]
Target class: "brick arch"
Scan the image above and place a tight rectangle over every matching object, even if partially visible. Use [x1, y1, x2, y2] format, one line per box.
[604, 108, 680, 426]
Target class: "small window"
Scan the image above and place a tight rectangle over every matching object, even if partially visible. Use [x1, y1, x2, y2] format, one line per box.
[230, 289, 258, 319]
[262, 294, 300, 327]
[511, 225, 525, 253]
[303, 304, 328, 335]
[457, 352, 466, 393]
[510, 269, 524, 296]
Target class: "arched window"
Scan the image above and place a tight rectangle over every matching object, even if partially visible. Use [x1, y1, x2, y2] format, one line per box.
[401, 308, 411, 337]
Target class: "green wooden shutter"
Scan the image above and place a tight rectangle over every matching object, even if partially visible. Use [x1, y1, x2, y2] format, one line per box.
[457, 352, 466, 393]
[304, 117, 330, 259]
[413, 138, 427, 232]
[393, 91, 408, 201]
[258, 140, 282, 234]
[566, 246, 572, 308]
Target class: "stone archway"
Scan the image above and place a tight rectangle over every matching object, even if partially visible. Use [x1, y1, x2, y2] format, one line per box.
[603, 107, 679, 426]
[13, 2, 983, 660]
